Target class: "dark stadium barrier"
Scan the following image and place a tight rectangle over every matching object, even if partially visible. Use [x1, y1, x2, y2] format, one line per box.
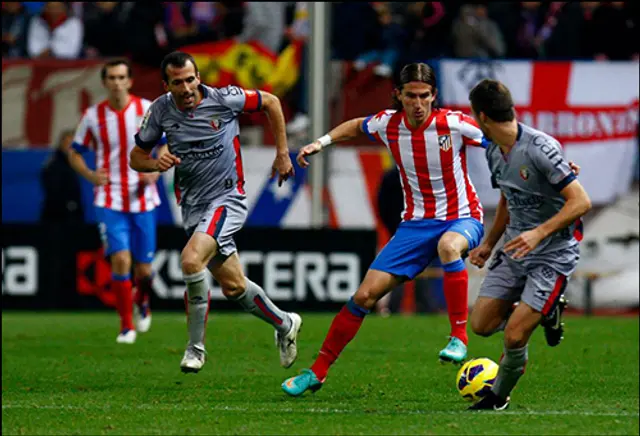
[1, 224, 377, 312]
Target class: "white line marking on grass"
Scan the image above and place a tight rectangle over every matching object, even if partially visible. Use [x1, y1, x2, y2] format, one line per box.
[2, 404, 638, 417]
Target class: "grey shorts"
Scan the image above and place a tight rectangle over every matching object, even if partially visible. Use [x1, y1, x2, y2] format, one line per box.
[182, 194, 248, 257]
[478, 250, 572, 316]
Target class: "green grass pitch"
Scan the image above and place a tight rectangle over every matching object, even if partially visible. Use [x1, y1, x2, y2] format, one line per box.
[2, 312, 638, 435]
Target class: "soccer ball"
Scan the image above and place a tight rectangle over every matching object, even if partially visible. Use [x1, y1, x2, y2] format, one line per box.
[456, 358, 499, 402]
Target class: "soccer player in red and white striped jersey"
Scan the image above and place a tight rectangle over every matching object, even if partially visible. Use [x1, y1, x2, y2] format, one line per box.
[68, 59, 167, 344]
[282, 63, 487, 396]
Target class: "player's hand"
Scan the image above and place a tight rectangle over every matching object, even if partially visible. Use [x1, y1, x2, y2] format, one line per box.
[469, 243, 493, 268]
[296, 142, 322, 168]
[141, 173, 160, 185]
[271, 152, 295, 187]
[569, 161, 580, 176]
[90, 168, 108, 186]
[155, 152, 181, 172]
[503, 228, 545, 259]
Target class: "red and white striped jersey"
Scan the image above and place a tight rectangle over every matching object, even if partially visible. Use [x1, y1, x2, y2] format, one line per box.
[72, 95, 163, 213]
[362, 108, 485, 223]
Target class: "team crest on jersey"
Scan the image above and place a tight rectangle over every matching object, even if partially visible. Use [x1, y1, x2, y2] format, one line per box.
[519, 165, 530, 180]
[438, 134, 452, 151]
[211, 117, 222, 131]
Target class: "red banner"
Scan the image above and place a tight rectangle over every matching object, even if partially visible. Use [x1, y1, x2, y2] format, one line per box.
[1, 59, 164, 148]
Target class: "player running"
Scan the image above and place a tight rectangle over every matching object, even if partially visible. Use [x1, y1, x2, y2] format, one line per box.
[130, 51, 302, 373]
[281, 62, 491, 396]
[68, 59, 166, 344]
[465, 79, 591, 411]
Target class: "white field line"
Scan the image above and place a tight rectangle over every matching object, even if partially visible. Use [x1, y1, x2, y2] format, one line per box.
[2, 403, 638, 417]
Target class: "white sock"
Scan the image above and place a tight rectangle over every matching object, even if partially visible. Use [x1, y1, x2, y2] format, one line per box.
[183, 270, 209, 348]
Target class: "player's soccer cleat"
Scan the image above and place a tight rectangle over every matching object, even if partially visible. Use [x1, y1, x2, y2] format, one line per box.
[543, 296, 568, 347]
[275, 312, 302, 368]
[134, 302, 152, 333]
[439, 336, 467, 364]
[282, 369, 323, 397]
[468, 391, 510, 411]
[116, 328, 136, 344]
[180, 344, 206, 373]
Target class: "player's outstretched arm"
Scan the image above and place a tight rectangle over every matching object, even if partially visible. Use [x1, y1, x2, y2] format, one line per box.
[470, 192, 508, 268]
[130, 145, 180, 173]
[259, 91, 295, 186]
[503, 180, 591, 259]
[296, 117, 367, 168]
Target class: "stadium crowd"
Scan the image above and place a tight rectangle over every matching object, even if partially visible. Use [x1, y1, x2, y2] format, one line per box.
[4, 2, 637, 64]
[3, 1, 638, 135]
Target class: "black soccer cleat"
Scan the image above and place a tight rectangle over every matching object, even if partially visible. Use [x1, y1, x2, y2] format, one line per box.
[543, 296, 568, 347]
[468, 391, 510, 411]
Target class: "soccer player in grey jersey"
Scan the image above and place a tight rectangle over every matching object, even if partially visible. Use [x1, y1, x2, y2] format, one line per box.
[129, 51, 302, 374]
[465, 79, 591, 411]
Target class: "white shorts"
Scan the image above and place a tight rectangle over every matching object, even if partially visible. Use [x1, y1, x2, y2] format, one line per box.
[182, 194, 248, 257]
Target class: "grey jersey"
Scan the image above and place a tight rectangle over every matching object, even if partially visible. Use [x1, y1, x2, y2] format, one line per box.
[135, 84, 262, 206]
[486, 123, 582, 266]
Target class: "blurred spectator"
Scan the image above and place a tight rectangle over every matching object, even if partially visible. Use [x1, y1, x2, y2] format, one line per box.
[402, 1, 458, 61]
[588, 2, 638, 60]
[124, 2, 169, 67]
[331, 2, 381, 61]
[40, 129, 84, 225]
[164, 2, 228, 48]
[353, 3, 406, 78]
[452, 2, 506, 58]
[542, 2, 586, 59]
[2, 2, 31, 58]
[285, 2, 311, 136]
[26, 1, 83, 59]
[83, 2, 133, 58]
[236, 2, 287, 54]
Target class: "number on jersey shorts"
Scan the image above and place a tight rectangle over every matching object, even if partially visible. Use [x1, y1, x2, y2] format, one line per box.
[183, 194, 249, 257]
[479, 249, 577, 316]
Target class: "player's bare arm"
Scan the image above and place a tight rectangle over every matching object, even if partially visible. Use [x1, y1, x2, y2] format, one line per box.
[130, 145, 181, 173]
[503, 179, 591, 259]
[259, 90, 295, 186]
[140, 144, 170, 184]
[67, 148, 108, 186]
[470, 192, 509, 268]
[296, 117, 366, 168]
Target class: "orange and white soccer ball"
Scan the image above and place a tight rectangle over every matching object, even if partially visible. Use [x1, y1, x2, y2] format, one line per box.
[456, 358, 499, 402]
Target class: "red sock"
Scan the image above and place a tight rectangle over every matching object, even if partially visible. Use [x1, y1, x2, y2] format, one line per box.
[310, 301, 367, 381]
[113, 277, 134, 331]
[443, 266, 469, 345]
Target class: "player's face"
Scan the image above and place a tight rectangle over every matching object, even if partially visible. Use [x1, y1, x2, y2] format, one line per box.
[397, 82, 436, 125]
[102, 64, 132, 96]
[164, 61, 201, 109]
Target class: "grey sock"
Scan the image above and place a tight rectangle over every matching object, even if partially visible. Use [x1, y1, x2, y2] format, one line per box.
[183, 270, 210, 348]
[492, 345, 528, 399]
[231, 278, 292, 334]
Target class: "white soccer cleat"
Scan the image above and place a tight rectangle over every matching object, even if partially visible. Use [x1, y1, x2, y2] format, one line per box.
[116, 329, 137, 344]
[180, 344, 206, 373]
[275, 313, 302, 369]
[134, 303, 152, 333]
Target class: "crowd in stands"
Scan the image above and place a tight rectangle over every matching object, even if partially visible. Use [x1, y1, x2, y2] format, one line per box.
[3, 1, 638, 134]
[4, 2, 637, 64]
